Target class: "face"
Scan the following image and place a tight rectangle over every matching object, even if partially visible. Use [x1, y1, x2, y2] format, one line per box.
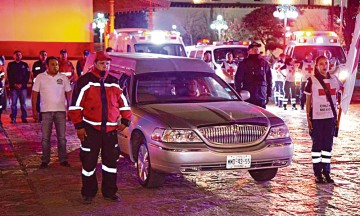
[248, 47, 260, 55]
[227, 54, 233, 62]
[14, 52, 22, 61]
[188, 80, 198, 95]
[94, 60, 111, 71]
[60, 52, 67, 60]
[47, 59, 59, 75]
[40, 52, 47, 61]
[316, 57, 329, 76]
[203, 53, 211, 62]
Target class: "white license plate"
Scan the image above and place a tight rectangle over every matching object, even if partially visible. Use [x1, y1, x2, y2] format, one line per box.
[226, 155, 251, 169]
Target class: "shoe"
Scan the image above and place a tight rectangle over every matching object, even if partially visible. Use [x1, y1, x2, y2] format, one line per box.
[10, 119, 16, 124]
[292, 106, 298, 110]
[39, 162, 48, 169]
[60, 161, 70, 167]
[82, 196, 93, 204]
[103, 194, 120, 202]
[323, 173, 334, 183]
[315, 175, 325, 184]
[21, 118, 28, 123]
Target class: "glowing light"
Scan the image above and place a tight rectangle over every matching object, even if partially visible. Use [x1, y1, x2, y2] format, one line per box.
[210, 14, 228, 40]
[315, 37, 324, 44]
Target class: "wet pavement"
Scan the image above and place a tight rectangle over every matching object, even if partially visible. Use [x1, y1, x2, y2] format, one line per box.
[1, 91, 360, 215]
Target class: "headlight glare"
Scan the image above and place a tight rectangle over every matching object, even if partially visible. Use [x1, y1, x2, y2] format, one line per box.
[151, 128, 202, 143]
[267, 125, 290, 139]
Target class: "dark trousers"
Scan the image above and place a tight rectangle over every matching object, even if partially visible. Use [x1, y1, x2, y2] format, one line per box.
[284, 81, 296, 105]
[246, 98, 266, 109]
[311, 118, 335, 176]
[300, 82, 306, 108]
[80, 124, 120, 197]
[274, 81, 284, 106]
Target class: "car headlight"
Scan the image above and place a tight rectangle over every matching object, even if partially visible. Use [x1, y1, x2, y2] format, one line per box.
[267, 125, 290, 140]
[151, 128, 202, 143]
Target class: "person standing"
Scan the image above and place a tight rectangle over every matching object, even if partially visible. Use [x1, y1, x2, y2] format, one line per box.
[272, 53, 286, 107]
[0, 55, 5, 126]
[76, 50, 90, 78]
[32, 56, 72, 168]
[7, 50, 30, 123]
[298, 52, 315, 110]
[203, 52, 215, 71]
[221, 52, 237, 81]
[280, 57, 298, 110]
[235, 41, 272, 109]
[59, 49, 76, 83]
[32, 50, 48, 121]
[69, 51, 132, 204]
[304, 55, 342, 184]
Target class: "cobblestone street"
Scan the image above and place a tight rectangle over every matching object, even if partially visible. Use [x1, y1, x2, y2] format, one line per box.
[0, 98, 359, 215]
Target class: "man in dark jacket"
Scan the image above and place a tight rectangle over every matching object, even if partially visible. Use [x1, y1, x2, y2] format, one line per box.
[7, 50, 30, 123]
[235, 42, 272, 109]
[31, 50, 47, 122]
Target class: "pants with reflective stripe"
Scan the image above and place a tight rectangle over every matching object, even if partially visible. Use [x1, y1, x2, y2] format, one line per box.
[80, 123, 120, 197]
[274, 81, 284, 105]
[311, 118, 335, 176]
[284, 81, 296, 105]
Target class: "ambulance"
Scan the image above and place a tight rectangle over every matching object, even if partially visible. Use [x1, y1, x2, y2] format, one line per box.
[285, 30, 348, 81]
[108, 28, 187, 57]
[186, 41, 249, 86]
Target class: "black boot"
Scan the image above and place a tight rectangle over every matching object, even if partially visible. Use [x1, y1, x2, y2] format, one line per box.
[292, 104, 298, 110]
[315, 175, 325, 184]
[323, 172, 334, 183]
[283, 104, 287, 110]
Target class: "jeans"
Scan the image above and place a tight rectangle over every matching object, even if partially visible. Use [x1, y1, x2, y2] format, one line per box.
[10, 89, 27, 120]
[41, 112, 67, 163]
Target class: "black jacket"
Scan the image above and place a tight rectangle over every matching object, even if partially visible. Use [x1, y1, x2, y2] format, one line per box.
[7, 61, 30, 90]
[235, 54, 272, 101]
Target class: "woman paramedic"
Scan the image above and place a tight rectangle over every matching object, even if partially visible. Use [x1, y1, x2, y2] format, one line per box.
[304, 55, 342, 184]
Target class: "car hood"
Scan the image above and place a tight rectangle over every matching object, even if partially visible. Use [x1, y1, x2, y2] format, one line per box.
[137, 101, 279, 129]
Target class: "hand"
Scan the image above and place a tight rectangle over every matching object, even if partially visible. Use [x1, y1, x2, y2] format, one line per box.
[76, 128, 87, 142]
[117, 124, 127, 132]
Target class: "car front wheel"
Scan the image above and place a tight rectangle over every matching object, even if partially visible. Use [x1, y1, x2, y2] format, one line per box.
[248, 168, 278, 181]
[137, 143, 165, 188]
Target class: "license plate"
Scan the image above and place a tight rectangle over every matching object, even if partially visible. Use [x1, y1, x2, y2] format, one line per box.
[226, 155, 251, 169]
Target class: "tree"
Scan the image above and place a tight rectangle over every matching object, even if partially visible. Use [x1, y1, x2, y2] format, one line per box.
[224, 18, 251, 41]
[180, 10, 211, 45]
[241, 6, 283, 46]
[114, 11, 148, 28]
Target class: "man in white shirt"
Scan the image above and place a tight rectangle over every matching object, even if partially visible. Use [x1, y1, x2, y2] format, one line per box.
[32, 56, 72, 169]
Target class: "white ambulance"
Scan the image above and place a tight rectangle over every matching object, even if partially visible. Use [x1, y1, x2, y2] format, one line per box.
[187, 41, 249, 86]
[285, 31, 348, 80]
[108, 28, 187, 57]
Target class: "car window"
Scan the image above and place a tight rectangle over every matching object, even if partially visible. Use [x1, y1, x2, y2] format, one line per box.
[213, 48, 248, 64]
[134, 72, 239, 104]
[134, 44, 186, 57]
[293, 45, 346, 64]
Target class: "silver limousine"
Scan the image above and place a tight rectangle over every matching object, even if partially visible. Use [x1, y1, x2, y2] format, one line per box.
[105, 53, 293, 188]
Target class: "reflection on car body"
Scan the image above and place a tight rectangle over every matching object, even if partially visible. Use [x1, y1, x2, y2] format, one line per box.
[99, 52, 294, 188]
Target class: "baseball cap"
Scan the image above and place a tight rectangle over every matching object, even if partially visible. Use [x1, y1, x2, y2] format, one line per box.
[83, 50, 90, 56]
[60, 49, 67, 54]
[248, 41, 261, 50]
[95, 51, 112, 61]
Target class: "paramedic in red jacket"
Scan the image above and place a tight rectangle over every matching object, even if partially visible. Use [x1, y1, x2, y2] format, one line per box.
[68, 51, 132, 204]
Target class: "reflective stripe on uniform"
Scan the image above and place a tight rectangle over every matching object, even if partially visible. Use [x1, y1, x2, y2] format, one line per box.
[80, 146, 90, 152]
[119, 107, 131, 111]
[69, 106, 83, 111]
[312, 152, 321, 157]
[312, 158, 322, 163]
[102, 164, 117, 173]
[321, 151, 332, 157]
[322, 158, 331, 163]
[312, 151, 321, 163]
[115, 144, 118, 148]
[291, 98, 296, 105]
[76, 82, 121, 107]
[82, 168, 96, 176]
[83, 118, 118, 126]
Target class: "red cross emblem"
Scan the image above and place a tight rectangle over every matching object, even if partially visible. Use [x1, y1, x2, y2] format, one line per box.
[318, 83, 337, 102]
[305, 64, 313, 74]
[227, 66, 235, 76]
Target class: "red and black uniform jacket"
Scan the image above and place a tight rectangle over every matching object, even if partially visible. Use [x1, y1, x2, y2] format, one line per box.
[68, 68, 132, 133]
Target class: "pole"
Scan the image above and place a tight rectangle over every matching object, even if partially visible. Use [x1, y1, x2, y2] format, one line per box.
[218, 29, 221, 41]
[284, 15, 288, 48]
[109, 0, 115, 34]
[339, 0, 344, 43]
[148, 0, 153, 29]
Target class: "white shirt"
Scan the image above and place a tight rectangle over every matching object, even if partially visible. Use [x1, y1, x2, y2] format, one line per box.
[32, 72, 71, 112]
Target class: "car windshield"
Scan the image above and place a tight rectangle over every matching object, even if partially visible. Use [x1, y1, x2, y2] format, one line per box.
[134, 72, 239, 104]
[293, 46, 346, 64]
[213, 47, 248, 64]
[134, 44, 186, 57]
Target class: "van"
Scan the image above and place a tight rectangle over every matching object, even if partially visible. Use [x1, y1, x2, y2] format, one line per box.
[108, 28, 187, 57]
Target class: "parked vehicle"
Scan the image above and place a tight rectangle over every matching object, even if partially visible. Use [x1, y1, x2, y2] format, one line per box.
[108, 28, 187, 57]
[86, 52, 294, 188]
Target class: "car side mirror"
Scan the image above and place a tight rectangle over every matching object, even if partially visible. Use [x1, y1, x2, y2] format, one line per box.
[239, 90, 250, 101]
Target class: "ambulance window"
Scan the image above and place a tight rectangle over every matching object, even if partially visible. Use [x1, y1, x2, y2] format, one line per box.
[196, 50, 203, 59]
[189, 50, 196, 58]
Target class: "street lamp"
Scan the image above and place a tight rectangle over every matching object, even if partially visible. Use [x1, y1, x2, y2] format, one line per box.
[93, 13, 108, 49]
[210, 15, 228, 41]
[273, 2, 298, 47]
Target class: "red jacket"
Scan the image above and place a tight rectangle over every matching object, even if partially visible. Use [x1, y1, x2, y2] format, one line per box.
[68, 68, 132, 132]
[59, 59, 75, 82]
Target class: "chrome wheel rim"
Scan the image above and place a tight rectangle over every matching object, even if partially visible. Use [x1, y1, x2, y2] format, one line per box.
[137, 144, 149, 183]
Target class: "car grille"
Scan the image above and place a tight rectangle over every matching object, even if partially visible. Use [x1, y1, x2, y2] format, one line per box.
[198, 124, 268, 145]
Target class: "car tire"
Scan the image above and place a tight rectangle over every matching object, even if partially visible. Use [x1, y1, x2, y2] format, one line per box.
[248, 168, 278, 181]
[137, 143, 165, 188]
